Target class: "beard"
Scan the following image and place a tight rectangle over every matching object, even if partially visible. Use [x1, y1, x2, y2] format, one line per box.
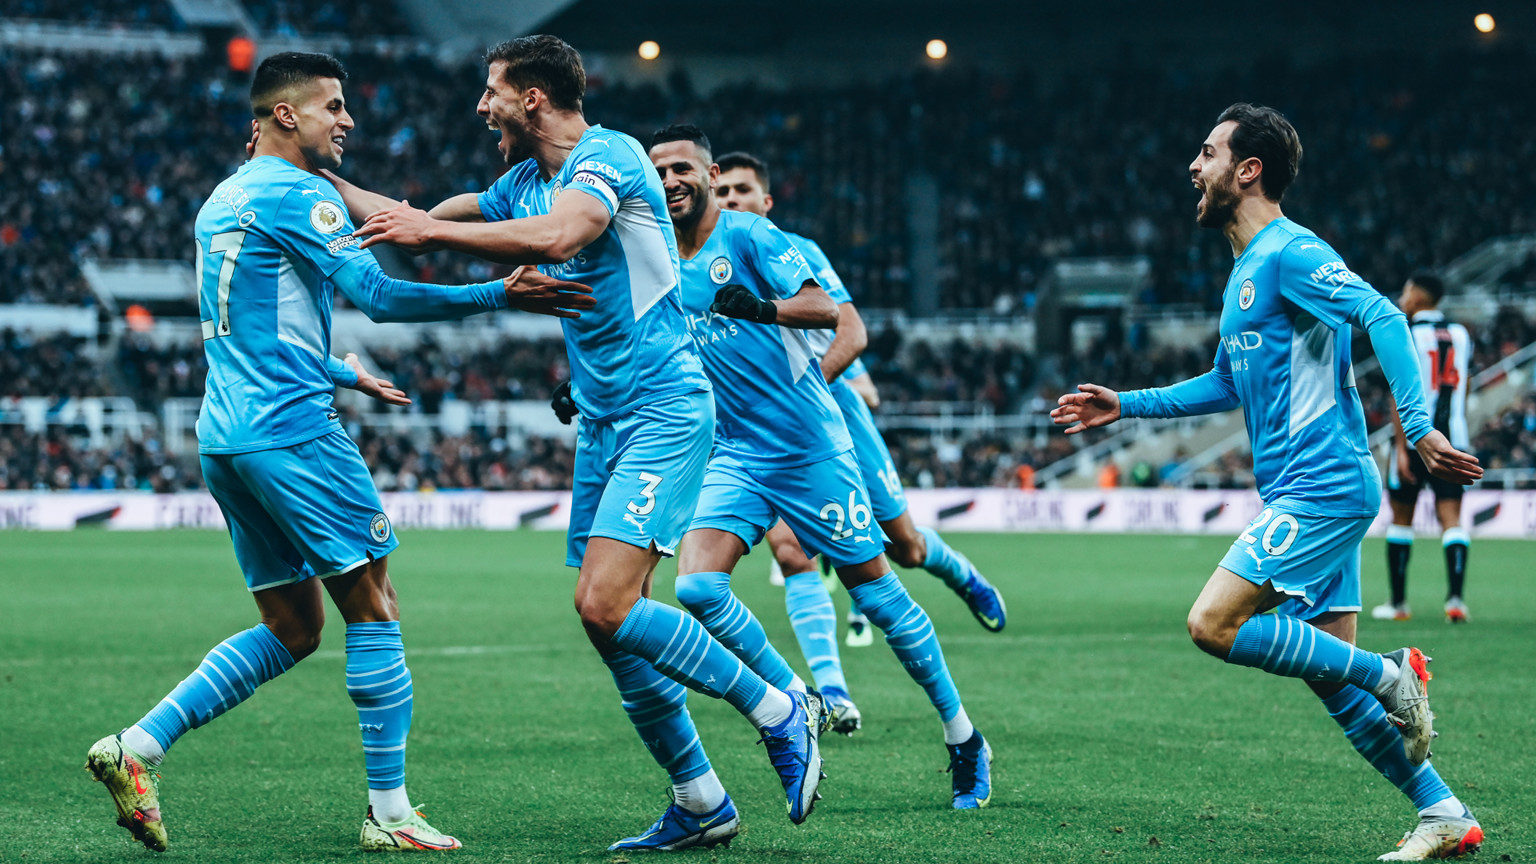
[498, 116, 535, 166]
[670, 185, 706, 228]
[1195, 165, 1239, 228]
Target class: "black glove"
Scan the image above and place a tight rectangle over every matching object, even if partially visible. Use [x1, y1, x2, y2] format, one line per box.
[710, 283, 778, 324]
[551, 379, 579, 425]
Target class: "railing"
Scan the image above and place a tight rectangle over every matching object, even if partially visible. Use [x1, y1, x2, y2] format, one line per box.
[0, 397, 154, 448]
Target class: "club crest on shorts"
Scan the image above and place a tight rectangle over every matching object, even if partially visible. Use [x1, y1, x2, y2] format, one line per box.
[709, 256, 733, 285]
[369, 512, 391, 543]
[309, 200, 345, 234]
[1238, 279, 1256, 310]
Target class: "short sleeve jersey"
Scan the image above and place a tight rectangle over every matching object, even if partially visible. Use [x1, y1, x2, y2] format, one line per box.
[477, 125, 709, 421]
[679, 210, 853, 468]
[193, 156, 374, 454]
[1219, 217, 1402, 516]
[1408, 311, 1471, 449]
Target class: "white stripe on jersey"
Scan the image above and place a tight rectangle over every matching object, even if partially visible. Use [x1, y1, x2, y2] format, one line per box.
[612, 197, 677, 321]
[1288, 315, 1338, 435]
[275, 253, 325, 359]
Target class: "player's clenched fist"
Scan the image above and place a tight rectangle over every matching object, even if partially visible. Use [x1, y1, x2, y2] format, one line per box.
[503, 266, 595, 319]
[1050, 383, 1122, 435]
[550, 379, 579, 425]
[710, 283, 778, 324]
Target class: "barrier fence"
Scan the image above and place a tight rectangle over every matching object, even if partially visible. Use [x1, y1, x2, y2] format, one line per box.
[2, 490, 1533, 538]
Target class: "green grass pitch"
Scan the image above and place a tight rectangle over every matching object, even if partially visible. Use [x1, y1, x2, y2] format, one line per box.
[2, 530, 1531, 863]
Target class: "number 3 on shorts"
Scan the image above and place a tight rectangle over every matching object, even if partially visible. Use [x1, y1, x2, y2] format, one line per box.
[1239, 507, 1301, 556]
[627, 472, 664, 516]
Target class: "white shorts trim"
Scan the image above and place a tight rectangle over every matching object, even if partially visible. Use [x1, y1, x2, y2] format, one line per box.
[317, 557, 370, 579]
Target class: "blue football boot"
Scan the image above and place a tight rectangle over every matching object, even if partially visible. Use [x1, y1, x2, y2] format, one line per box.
[608, 796, 740, 852]
[947, 730, 992, 809]
[758, 689, 826, 824]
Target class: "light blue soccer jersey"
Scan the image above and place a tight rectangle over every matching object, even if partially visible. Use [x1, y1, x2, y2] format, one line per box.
[478, 125, 709, 422]
[678, 210, 853, 468]
[194, 157, 505, 454]
[784, 232, 868, 380]
[1120, 218, 1433, 517]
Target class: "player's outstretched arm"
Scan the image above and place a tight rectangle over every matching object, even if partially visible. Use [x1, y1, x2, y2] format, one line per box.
[329, 353, 411, 406]
[331, 257, 592, 323]
[1352, 293, 1481, 485]
[1051, 384, 1122, 434]
[316, 170, 404, 225]
[354, 188, 610, 265]
[427, 193, 487, 223]
[820, 302, 868, 382]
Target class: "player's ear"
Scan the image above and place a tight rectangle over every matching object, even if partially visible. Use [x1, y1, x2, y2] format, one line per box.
[271, 101, 299, 131]
[1237, 156, 1264, 191]
[763, 193, 774, 214]
[707, 162, 721, 183]
[523, 86, 542, 114]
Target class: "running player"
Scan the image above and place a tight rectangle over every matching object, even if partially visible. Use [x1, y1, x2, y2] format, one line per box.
[343, 36, 825, 851]
[650, 125, 992, 811]
[1374, 272, 1473, 623]
[713, 151, 1006, 733]
[1052, 104, 1484, 861]
[84, 52, 594, 853]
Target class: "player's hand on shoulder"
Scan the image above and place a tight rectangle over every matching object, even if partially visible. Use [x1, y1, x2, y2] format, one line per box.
[1050, 383, 1121, 434]
[355, 200, 441, 252]
[551, 380, 579, 425]
[343, 353, 412, 406]
[1414, 430, 1482, 486]
[503, 265, 595, 319]
[711, 283, 778, 324]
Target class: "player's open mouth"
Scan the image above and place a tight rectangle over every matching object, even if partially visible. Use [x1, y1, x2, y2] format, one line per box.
[666, 189, 691, 207]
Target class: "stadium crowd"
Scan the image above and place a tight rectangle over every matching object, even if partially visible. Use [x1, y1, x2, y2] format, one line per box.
[6, 44, 1536, 308]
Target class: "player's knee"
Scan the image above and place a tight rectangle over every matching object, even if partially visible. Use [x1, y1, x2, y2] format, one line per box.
[1185, 610, 1235, 658]
[674, 570, 727, 615]
[574, 593, 628, 642]
[265, 619, 323, 662]
[887, 539, 925, 569]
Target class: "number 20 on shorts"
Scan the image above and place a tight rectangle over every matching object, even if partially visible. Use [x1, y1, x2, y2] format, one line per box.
[1239, 507, 1300, 556]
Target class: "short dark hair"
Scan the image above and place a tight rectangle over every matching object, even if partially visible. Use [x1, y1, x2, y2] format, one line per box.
[1408, 271, 1446, 304]
[650, 124, 711, 159]
[251, 52, 347, 118]
[716, 151, 770, 191]
[1216, 102, 1302, 202]
[484, 35, 585, 112]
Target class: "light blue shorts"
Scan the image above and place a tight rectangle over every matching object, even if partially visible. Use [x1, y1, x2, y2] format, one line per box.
[1218, 504, 1370, 620]
[566, 390, 714, 568]
[690, 450, 885, 569]
[831, 379, 908, 523]
[201, 429, 397, 593]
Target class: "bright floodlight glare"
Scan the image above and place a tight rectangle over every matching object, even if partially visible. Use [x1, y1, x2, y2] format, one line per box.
[926, 39, 948, 60]
[638, 40, 661, 60]
[1474, 13, 1495, 33]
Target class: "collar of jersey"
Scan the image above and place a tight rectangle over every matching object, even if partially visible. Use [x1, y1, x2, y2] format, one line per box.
[1233, 216, 1290, 267]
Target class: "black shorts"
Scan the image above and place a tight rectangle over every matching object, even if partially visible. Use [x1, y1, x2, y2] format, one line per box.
[1387, 448, 1465, 505]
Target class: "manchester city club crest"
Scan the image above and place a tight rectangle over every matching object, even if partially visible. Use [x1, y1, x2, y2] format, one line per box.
[1238, 278, 1256, 310]
[369, 512, 391, 543]
[709, 256, 733, 284]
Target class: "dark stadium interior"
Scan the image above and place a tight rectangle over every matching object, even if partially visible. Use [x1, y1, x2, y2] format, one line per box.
[2, 0, 1536, 492]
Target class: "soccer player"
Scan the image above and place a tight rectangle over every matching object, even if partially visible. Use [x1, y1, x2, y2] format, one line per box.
[342, 36, 825, 851]
[84, 52, 594, 853]
[713, 151, 1006, 733]
[1373, 272, 1473, 623]
[649, 125, 992, 810]
[1052, 104, 1485, 861]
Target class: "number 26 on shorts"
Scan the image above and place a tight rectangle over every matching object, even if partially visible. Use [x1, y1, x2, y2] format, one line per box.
[820, 490, 872, 541]
[1239, 507, 1300, 556]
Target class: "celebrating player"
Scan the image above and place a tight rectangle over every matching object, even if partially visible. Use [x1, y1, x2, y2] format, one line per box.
[713, 151, 1006, 733]
[650, 125, 992, 811]
[85, 52, 594, 853]
[338, 36, 826, 851]
[1051, 104, 1484, 861]
[1374, 272, 1473, 623]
